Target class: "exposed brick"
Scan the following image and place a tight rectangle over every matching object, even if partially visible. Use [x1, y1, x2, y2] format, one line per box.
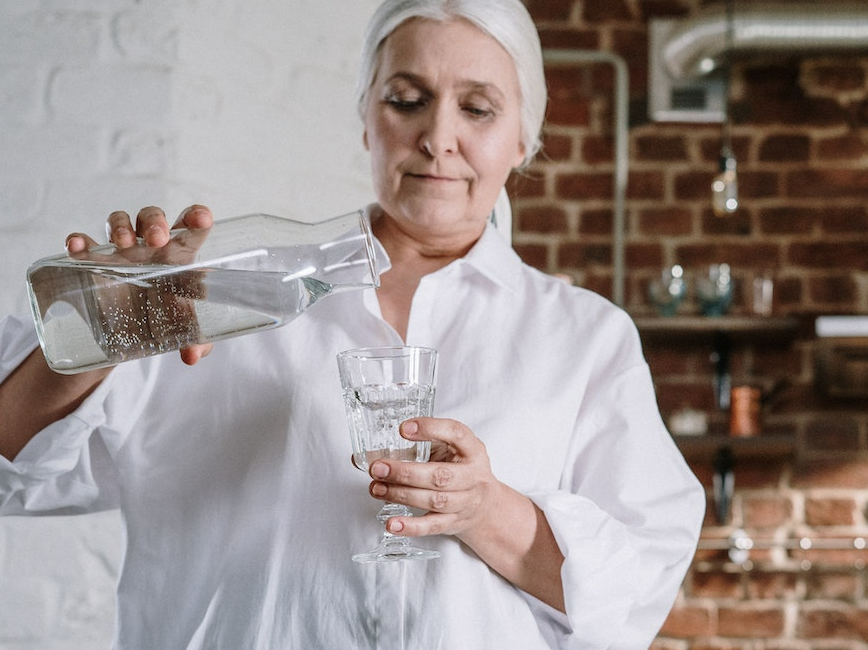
[701, 210, 752, 237]
[513, 243, 548, 270]
[638, 207, 693, 236]
[581, 272, 614, 299]
[805, 498, 857, 526]
[699, 135, 752, 165]
[743, 496, 794, 529]
[758, 134, 811, 162]
[556, 241, 612, 267]
[758, 206, 818, 235]
[653, 382, 716, 414]
[803, 415, 862, 453]
[578, 208, 614, 235]
[674, 170, 716, 201]
[556, 171, 614, 200]
[745, 571, 798, 600]
[635, 134, 689, 161]
[625, 242, 664, 269]
[785, 169, 868, 199]
[773, 276, 804, 307]
[637, 0, 691, 21]
[798, 605, 868, 641]
[691, 571, 743, 599]
[726, 458, 788, 489]
[627, 170, 666, 200]
[788, 242, 868, 271]
[508, 171, 546, 199]
[675, 243, 782, 269]
[808, 274, 858, 305]
[819, 206, 868, 233]
[524, 0, 575, 22]
[806, 63, 867, 92]
[659, 604, 715, 638]
[740, 64, 849, 126]
[752, 347, 805, 380]
[804, 572, 860, 601]
[516, 205, 569, 234]
[537, 27, 599, 51]
[718, 605, 786, 638]
[817, 133, 868, 161]
[792, 460, 868, 489]
[539, 133, 573, 162]
[644, 347, 696, 376]
[544, 68, 594, 127]
[582, 0, 633, 23]
[737, 170, 781, 199]
[581, 135, 614, 164]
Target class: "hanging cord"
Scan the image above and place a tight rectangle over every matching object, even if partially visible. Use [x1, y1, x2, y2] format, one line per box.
[712, 0, 739, 216]
[722, 0, 735, 154]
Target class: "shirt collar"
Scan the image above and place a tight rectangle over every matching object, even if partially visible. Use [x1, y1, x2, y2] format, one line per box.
[457, 221, 522, 294]
[365, 204, 522, 294]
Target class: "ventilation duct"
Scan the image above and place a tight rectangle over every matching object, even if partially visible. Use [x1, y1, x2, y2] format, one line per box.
[649, 2, 868, 122]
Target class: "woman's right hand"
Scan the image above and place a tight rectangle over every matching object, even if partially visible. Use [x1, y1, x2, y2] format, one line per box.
[64, 205, 217, 366]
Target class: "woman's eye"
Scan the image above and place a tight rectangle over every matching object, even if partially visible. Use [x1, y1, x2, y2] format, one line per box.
[463, 105, 496, 120]
[385, 94, 426, 112]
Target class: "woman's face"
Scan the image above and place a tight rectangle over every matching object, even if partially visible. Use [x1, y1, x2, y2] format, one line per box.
[363, 18, 525, 248]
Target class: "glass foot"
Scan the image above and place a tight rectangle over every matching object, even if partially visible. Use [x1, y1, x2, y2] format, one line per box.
[353, 527, 440, 563]
[352, 543, 441, 563]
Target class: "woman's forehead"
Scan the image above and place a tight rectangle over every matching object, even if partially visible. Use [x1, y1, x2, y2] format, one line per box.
[376, 18, 519, 92]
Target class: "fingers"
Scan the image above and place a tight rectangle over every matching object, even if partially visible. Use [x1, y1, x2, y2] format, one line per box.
[174, 204, 214, 230]
[134, 206, 171, 247]
[105, 211, 137, 248]
[101, 205, 213, 251]
[179, 343, 213, 366]
[365, 417, 494, 538]
[65, 232, 101, 255]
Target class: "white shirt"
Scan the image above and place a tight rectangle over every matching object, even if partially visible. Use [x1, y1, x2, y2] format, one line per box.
[0, 220, 704, 650]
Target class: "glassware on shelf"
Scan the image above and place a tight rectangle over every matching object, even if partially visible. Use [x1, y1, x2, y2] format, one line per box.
[648, 264, 687, 317]
[696, 263, 733, 317]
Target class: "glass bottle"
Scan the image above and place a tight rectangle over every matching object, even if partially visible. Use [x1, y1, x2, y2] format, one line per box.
[27, 211, 380, 374]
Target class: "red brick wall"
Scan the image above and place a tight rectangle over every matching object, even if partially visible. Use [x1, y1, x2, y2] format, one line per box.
[515, 1, 868, 647]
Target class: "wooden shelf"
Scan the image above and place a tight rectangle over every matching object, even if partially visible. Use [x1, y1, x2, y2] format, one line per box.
[673, 433, 797, 462]
[633, 315, 800, 345]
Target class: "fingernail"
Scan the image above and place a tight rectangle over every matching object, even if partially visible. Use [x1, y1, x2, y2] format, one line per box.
[402, 421, 419, 436]
[371, 482, 387, 497]
[387, 520, 404, 533]
[371, 462, 389, 478]
[112, 226, 132, 242]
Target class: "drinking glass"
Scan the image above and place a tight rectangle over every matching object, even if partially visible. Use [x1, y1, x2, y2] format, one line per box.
[337, 346, 441, 563]
[697, 263, 733, 317]
[648, 264, 687, 317]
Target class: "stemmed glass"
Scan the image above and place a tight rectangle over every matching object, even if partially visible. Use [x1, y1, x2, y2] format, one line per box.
[336, 346, 441, 563]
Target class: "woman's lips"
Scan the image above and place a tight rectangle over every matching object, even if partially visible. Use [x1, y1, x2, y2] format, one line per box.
[407, 172, 460, 182]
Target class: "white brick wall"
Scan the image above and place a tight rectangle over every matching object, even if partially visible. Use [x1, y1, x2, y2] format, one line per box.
[0, 1, 380, 647]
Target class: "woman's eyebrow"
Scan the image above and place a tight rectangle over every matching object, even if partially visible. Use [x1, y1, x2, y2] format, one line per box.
[384, 71, 507, 100]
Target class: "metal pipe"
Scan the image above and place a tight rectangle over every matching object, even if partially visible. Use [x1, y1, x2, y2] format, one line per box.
[660, 2, 868, 81]
[542, 49, 629, 307]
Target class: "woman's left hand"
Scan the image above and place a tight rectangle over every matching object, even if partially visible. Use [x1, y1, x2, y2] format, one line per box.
[366, 416, 566, 612]
[366, 416, 502, 540]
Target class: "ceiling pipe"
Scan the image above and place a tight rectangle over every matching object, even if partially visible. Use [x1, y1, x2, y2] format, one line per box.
[660, 2, 868, 81]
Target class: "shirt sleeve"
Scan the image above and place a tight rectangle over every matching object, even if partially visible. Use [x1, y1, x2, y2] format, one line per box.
[527, 362, 705, 649]
[0, 313, 121, 515]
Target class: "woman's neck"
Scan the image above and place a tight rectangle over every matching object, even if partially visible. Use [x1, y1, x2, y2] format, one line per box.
[372, 211, 483, 340]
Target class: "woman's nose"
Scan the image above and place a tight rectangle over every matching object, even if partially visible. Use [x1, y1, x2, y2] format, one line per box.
[419, 104, 458, 157]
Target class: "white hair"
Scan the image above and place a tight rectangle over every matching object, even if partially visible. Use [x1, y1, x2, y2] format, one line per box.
[356, 0, 547, 169]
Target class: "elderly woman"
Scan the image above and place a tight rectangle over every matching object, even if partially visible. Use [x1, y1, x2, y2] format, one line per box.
[0, 0, 704, 648]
